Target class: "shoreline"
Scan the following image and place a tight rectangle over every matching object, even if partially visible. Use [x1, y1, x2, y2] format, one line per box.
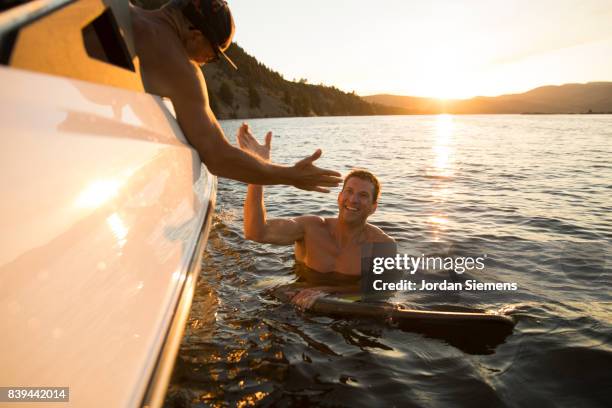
[217, 112, 612, 120]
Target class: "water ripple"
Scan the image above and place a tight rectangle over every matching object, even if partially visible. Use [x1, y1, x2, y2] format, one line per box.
[165, 115, 612, 407]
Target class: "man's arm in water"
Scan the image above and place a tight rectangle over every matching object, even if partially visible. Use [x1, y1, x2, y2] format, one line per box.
[237, 125, 319, 244]
[152, 48, 340, 192]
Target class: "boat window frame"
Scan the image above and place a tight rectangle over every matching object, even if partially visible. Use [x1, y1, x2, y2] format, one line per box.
[0, 0, 74, 64]
[1, 0, 143, 92]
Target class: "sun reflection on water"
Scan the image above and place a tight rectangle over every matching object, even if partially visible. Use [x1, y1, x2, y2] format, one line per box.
[428, 215, 449, 226]
[431, 114, 455, 178]
[431, 187, 451, 198]
[428, 114, 456, 240]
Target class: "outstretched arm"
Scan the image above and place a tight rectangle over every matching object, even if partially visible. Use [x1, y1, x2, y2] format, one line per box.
[238, 125, 308, 244]
[159, 56, 341, 191]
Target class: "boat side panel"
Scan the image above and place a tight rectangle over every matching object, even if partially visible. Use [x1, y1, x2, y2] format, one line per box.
[0, 66, 213, 407]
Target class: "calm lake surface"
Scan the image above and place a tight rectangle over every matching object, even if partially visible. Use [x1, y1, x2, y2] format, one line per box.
[164, 115, 611, 407]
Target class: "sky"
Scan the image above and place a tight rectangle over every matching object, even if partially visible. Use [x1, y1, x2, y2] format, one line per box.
[229, 0, 612, 99]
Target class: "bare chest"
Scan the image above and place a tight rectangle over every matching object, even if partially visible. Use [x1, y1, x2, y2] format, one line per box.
[295, 228, 363, 276]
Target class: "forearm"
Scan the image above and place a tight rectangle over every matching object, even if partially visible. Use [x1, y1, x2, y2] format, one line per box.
[214, 141, 292, 185]
[244, 184, 266, 241]
[243, 185, 305, 244]
[192, 118, 295, 185]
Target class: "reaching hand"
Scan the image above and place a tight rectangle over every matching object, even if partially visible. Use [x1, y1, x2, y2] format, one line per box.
[291, 149, 342, 193]
[237, 123, 271, 161]
[237, 123, 342, 192]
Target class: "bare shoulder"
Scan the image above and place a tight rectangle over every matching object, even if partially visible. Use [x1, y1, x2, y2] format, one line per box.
[366, 224, 395, 243]
[135, 21, 205, 101]
[152, 50, 204, 102]
[295, 215, 326, 229]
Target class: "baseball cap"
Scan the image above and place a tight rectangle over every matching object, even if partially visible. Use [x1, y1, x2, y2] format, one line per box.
[181, 0, 237, 69]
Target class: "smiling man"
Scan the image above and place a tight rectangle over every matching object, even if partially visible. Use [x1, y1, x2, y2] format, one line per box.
[238, 125, 394, 307]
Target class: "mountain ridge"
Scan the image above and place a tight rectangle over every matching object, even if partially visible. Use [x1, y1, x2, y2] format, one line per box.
[201, 43, 411, 119]
[363, 82, 612, 114]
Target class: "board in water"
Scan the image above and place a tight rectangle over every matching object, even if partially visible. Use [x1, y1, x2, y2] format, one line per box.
[273, 284, 516, 354]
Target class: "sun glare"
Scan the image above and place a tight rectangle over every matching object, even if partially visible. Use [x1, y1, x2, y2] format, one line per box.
[420, 76, 475, 100]
[106, 213, 128, 249]
[75, 179, 122, 209]
[413, 49, 478, 99]
[434, 114, 454, 174]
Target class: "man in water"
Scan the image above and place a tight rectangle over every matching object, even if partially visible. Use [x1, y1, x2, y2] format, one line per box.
[130, 0, 340, 191]
[238, 125, 395, 309]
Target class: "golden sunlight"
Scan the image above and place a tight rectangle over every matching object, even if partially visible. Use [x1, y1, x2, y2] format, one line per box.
[428, 215, 449, 226]
[74, 179, 122, 209]
[427, 114, 456, 241]
[428, 114, 455, 178]
[415, 50, 479, 99]
[106, 213, 128, 249]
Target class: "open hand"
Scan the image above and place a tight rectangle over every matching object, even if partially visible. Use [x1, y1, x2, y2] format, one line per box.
[290, 149, 342, 193]
[237, 123, 271, 161]
[238, 123, 342, 192]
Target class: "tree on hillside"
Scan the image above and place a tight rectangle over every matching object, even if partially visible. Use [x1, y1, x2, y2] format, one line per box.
[207, 88, 221, 116]
[292, 92, 313, 116]
[219, 81, 234, 106]
[248, 85, 261, 109]
[282, 89, 292, 107]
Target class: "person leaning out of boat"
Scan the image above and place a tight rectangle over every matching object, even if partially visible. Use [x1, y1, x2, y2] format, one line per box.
[129, 0, 341, 192]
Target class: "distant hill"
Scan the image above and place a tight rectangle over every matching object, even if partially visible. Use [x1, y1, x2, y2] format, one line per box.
[363, 83, 612, 114]
[201, 43, 409, 119]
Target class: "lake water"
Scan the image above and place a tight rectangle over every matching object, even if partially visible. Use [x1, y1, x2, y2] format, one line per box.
[164, 115, 611, 407]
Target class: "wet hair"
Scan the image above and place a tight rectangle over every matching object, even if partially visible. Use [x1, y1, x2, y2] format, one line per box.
[342, 169, 380, 203]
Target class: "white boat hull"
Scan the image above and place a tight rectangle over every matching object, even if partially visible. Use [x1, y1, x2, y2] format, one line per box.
[0, 65, 216, 407]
